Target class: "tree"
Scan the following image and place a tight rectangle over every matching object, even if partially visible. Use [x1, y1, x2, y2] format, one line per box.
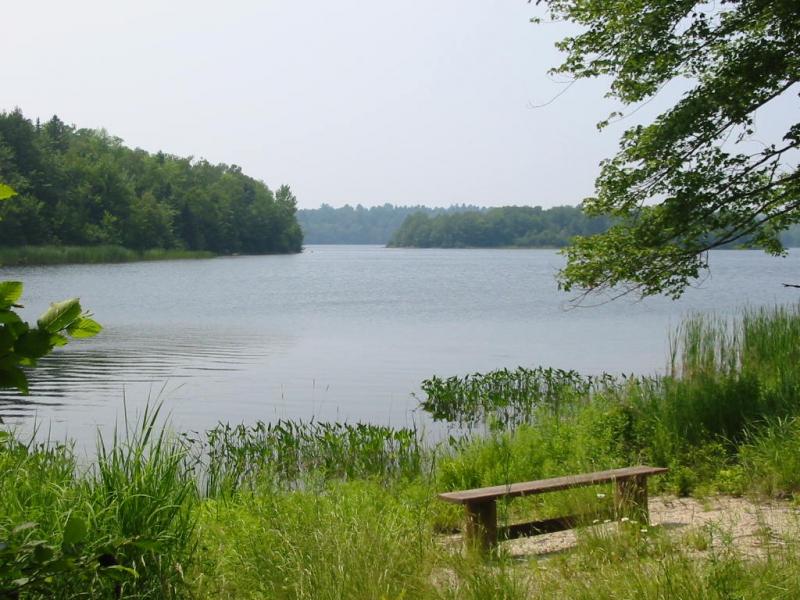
[0, 110, 303, 256]
[533, 0, 800, 299]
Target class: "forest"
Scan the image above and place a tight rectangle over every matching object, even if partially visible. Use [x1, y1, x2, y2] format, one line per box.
[388, 205, 613, 248]
[0, 109, 302, 254]
[296, 203, 483, 244]
[388, 206, 800, 250]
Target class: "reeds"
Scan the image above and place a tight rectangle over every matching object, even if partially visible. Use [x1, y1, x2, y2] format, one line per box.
[202, 420, 422, 496]
[0, 245, 215, 266]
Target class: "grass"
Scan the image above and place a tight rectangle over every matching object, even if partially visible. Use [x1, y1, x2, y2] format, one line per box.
[0, 245, 215, 266]
[0, 406, 198, 598]
[2, 303, 800, 597]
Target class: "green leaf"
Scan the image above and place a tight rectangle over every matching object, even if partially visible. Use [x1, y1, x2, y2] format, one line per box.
[50, 333, 69, 347]
[32, 543, 55, 564]
[0, 281, 23, 309]
[0, 365, 28, 394]
[66, 316, 102, 339]
[127, 537, 162, 552]
[0, 184, 16, 201]
[104, 564, 139, 577]
[14, 330, 53, 360]
[62, 514, 88, 546]
[37, 298, 82, 333]
[0, 310, 23, 325]
[0, 326, 16, 351]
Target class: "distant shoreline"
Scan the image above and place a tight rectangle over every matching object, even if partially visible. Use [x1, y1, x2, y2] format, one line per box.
[0, 245, 218, 267]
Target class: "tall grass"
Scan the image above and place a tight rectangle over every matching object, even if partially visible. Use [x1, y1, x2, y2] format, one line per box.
[0, 245, 215, 266]
[90, 403, 198, 597]
[0, 406, 198, 599]
[738, 416, 800, 497]
[201, 420, 422, 496]
[194, 480, 439, 599]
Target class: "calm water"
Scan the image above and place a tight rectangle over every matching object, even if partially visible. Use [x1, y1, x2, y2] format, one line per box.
[1, 246, 797, 444]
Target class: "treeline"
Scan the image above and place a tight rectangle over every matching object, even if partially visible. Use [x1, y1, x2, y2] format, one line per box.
[782, 225, 800, 247]
[0, 109, 302, 254]
[388, 205, 613, 248]
[296, 204, 483, 244]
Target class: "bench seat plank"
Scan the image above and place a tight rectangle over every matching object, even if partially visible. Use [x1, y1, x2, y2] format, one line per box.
[438, 465, 668, 504]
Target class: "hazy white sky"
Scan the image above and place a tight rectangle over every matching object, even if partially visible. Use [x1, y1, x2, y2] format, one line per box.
[3, 1, 791, 209]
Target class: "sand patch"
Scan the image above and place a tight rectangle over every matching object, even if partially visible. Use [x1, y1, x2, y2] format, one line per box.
[443, 496, 800, 559]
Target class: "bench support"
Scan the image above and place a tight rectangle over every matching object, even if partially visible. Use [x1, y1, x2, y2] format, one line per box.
[461, 475, 653, 555]
[464, 500, 497, 555]
[614, 474, 649, 523]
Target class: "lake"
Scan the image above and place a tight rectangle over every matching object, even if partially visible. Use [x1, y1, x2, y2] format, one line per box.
[1, 245, 798, 445]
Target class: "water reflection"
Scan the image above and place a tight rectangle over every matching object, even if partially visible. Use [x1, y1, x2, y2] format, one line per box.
[0, 325, 293, 422]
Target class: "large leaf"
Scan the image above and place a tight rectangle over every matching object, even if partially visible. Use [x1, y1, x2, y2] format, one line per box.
[0, 326, 16, 352]
[50, 333, 69, 347]
[0, 281, 23, 309]
[37, 298, 81, 333]
[0, 310, 23, 325]
[62, 514, 88, 546]
[0, 364, 29, 394]
[14, 330, 53, 360]
[66, 316, 102, 339]
[32, 543, 55, 564]
[0, 183, 16, 201]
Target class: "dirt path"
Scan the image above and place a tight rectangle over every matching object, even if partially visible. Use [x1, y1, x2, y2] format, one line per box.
[492, 496, 800, 559]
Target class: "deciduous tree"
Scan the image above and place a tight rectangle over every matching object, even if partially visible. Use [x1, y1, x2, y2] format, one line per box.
[534, 0, 800, 298]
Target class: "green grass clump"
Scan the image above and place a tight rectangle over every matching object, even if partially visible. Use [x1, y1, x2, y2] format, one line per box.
[202, 420, 422, 496]
[738, 417, 800, 497]
[0, 245, 215, 266]
[194, 480, 438, 599]
[0, 407, 198, 599]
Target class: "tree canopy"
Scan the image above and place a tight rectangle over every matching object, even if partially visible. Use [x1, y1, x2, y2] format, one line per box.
[0, 109, 302, 254]
[388, 205, 611, 248]
[535, 0, 800, 298]
[297, 204, 484, 244]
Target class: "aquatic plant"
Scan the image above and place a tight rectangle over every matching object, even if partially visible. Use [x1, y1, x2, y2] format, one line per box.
[418, 366, 616, 430]
[202, 420, 423, 496]
[0, 245, 215, 267]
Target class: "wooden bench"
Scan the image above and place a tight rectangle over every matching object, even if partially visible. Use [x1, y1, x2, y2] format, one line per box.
[438, 465, 668, 554]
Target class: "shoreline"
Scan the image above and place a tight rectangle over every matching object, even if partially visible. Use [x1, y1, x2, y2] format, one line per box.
[0, 245, 305, 267]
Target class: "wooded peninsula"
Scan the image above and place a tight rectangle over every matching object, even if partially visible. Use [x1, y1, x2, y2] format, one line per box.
[0, 109, 302, 257]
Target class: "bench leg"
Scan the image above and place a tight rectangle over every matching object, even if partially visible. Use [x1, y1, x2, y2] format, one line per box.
[614, 475, 649, 523]
[464, 500, 497, 556]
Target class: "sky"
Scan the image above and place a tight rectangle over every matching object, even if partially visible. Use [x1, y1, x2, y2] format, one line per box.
[2, 1, 792, 209]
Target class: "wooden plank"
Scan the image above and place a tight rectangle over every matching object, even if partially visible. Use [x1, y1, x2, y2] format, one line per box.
[438, 465, 668, 504]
